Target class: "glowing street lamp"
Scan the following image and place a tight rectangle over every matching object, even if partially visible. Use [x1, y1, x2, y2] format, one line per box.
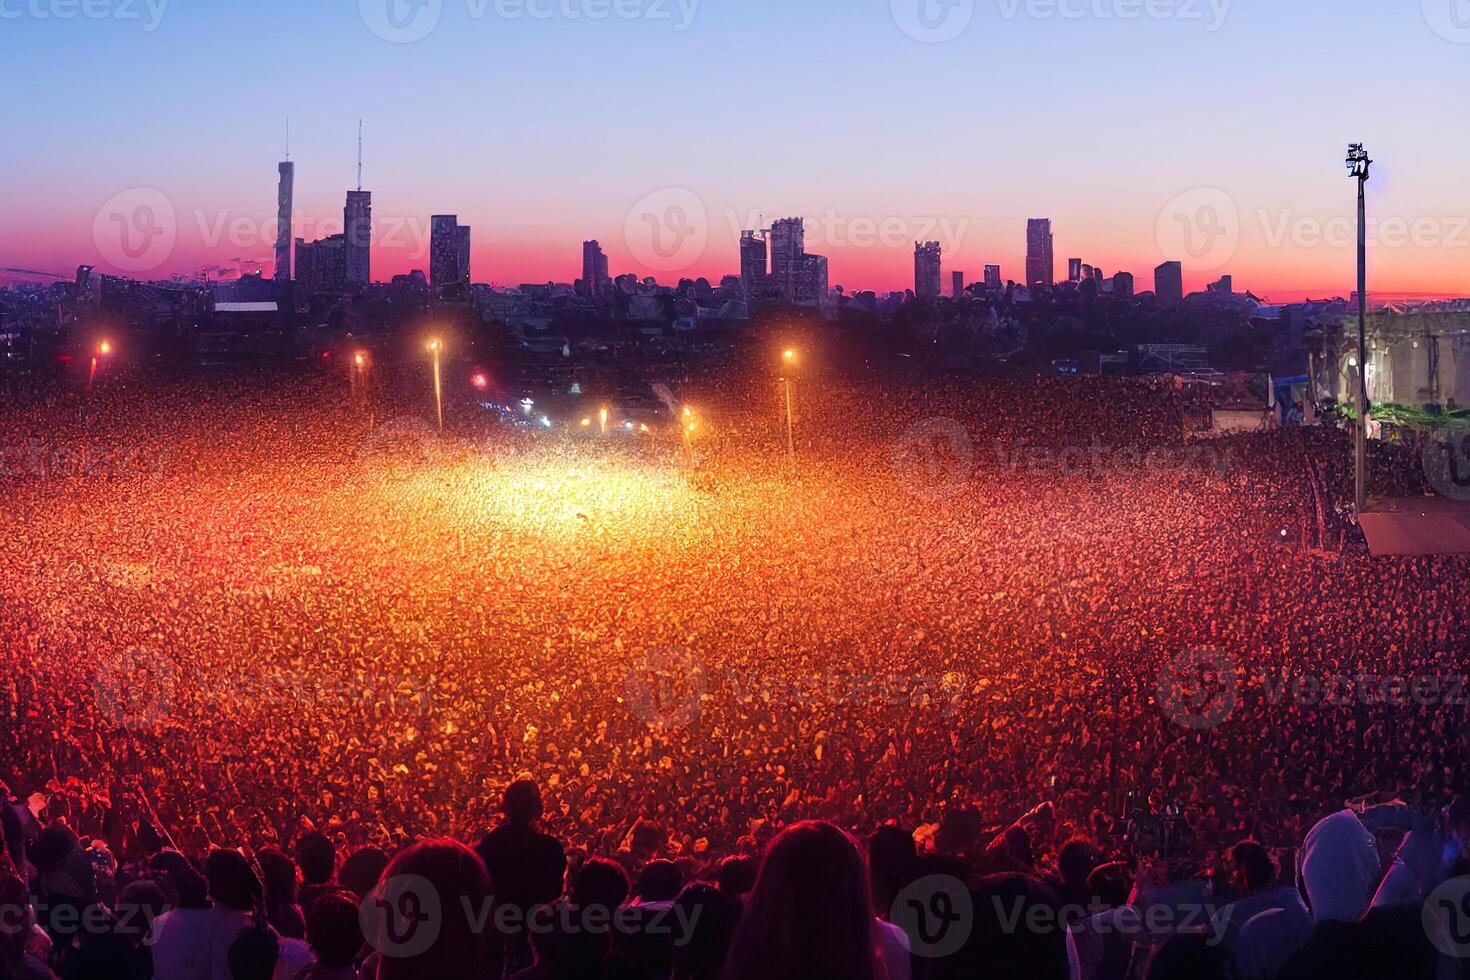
[427, 338, 444, 432]
[89, 339, 112, 394]
[779, 348, 798, 460]
[681, 406, 697, 469]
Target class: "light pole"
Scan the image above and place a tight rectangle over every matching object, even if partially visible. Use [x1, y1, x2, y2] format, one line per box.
[682, 406, 697, 469]
[353, 351, 373, 426]
[1346, 143, 1371, 514]
[780, 348, 797, 460]
[427, 338, 444, 432]
[89, 339, 112, 395]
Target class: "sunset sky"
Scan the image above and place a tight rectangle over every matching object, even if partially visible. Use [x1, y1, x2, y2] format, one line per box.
[3, 0, 1469, 301]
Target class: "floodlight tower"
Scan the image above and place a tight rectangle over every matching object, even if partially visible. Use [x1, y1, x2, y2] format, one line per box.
[1346, 143, 1372, 514]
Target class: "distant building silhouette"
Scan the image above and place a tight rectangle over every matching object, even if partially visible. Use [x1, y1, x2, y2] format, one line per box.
[767, 218, 828, 306]
[431, 215, 470, 289]
[952, 270, 964, 299]
[984, 265, 1002, 289]
[582, 240, 610, 295]
[296, 234, 346, 293]
[769, 218, 804, 299]
[798, 254, 828, 306]
[457, 226, 471, 285]
[1068, 257, 1082, 282]
[914, 241, 942, 299]
[1113, 271, 1135, 299]
[1026, 219, 1054, 288]
[275, 162, 294, 283]
[740, 230, 767, 290]
[1155, 260, 1184, 305]
[1209, 274, 1234, 294]
[344, 191, 372, 286]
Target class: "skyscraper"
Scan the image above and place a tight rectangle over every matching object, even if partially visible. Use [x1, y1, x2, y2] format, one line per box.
[1068, 258, 1083, 282]
[582, 240, 610, 295]
[275, 161, 294, 283]
[344, 191, 372, 286]
[984, 265, 1002, 289]
[455, 225, 471, 286]
[952, 270, 965, 299]
[1026, 219, 1054, 288]
[1155, 261, 1184, 306]
[914, 241, 942, 299]
[1112, 271, 1135, 299]
[740, 230, 767, 289]
[769, 218, 804, 299]
[431, 216, 470, 290]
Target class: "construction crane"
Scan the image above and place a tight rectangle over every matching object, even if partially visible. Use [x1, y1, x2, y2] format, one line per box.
[4, 268, 69, 279]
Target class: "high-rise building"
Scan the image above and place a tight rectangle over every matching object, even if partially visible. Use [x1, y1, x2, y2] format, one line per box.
[1112, 271, 1135, 299]
[1209, 274, 1233, 294]
[1026, 219, 1054, 288]
[952, 270, 965, 299]
[740, 230, 767, 289]
[914, 241, 942, 299]
[769, 218, 804, 299]
[430, 216, 471, 290]
[1068, 258, 1083, 282]
[296, 234, 347, 293]
[984, 265, 1002, 289]
[797, 253, 828, 306]
[275, 161, 294, 282]
[344, 191, 372, 286]
[1081, 264, 1095, 282]
[1155, 261, 1184, 306]
[582, 240, 610, 295]
[456, 226, 471, 285]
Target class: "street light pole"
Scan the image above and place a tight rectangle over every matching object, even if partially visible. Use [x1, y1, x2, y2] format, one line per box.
[428, 339, 444, 432]
[88, 340, 111, 395]
[783, 377, 794, 458]
[781, 348, 797, 461]
[1347, 144, 1371, 515]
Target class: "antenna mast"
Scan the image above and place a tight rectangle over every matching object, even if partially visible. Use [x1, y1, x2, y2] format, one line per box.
[357, 119, 364, 191]
[285, 117, 290, 160]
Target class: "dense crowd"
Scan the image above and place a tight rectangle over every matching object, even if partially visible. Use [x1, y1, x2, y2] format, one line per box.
[1, 361, 1467, 977]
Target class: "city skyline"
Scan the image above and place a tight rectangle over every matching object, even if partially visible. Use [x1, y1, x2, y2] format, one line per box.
[3, 0, 1469, 301]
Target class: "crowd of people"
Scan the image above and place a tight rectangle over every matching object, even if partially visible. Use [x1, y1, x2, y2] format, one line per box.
[1, 355, 1467, 977]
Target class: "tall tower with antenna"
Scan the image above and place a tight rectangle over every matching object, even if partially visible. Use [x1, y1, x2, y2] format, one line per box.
[275, 118, 294, 283]
[345, 119, 372, 287]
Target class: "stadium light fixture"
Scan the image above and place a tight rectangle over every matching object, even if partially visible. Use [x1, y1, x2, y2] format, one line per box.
[1346, 143, 1371, 514]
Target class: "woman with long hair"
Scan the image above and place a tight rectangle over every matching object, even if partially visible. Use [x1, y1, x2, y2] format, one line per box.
[363, 839, 502, 980]
[720, 821, 884, 980]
